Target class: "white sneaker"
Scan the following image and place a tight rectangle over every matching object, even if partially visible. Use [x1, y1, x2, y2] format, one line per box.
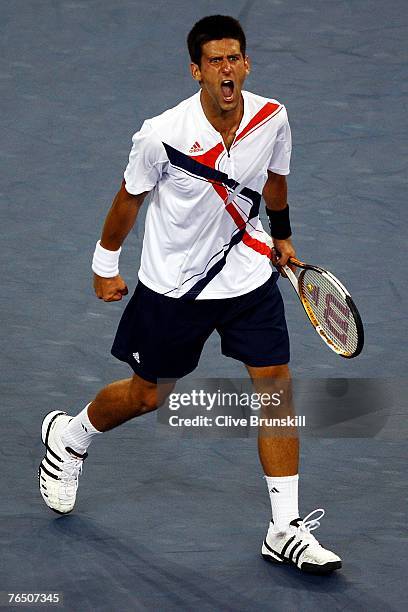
[262, 509, 342, 574]
[38, 411, 87, 514]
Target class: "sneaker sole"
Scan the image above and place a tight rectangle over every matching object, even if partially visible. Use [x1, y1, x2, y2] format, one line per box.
[300, 560, 342, 574]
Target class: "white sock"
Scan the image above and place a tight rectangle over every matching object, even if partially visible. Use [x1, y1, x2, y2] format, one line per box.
[61, 403, 101, 454]
[265, 474, 299, 531]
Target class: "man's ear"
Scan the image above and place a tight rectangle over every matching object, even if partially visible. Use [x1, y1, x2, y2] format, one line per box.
[244, 55, 251, 76]
[190, 62, 202, 82]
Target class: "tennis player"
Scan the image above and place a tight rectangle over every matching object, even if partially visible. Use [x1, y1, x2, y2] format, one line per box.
[38, 15, 341, 574]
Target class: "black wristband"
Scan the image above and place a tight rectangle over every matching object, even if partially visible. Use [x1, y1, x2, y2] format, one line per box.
[265, 205, 292, 240]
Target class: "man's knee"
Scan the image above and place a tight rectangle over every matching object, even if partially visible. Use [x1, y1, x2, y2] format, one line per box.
[246, 363, 291, 380]
[139, 390, 158, 413]
[128, 375, 174, 414]
[245, 363, 293, 420]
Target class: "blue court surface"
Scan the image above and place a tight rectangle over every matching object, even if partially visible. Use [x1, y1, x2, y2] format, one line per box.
[1, 1, 407, 610]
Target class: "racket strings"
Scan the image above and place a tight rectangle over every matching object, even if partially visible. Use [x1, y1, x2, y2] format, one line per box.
[299, 269, 359, 355]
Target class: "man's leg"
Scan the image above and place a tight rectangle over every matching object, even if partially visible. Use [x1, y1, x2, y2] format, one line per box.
[88, 374, 161, 430]
[59, 374, 174, 453]
[247, 362, 342, 572]
[39, 374, 174, 514]
[246, 363, 298, 477]
[246, 363, 299, 531]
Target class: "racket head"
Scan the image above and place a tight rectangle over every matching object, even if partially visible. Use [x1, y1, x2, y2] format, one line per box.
[296, 265, 364, 358]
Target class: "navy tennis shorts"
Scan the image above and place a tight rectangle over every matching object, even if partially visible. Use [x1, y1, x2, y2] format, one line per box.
[111, 272, 289, 382]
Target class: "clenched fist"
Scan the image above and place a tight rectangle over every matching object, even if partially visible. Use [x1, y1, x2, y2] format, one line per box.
[93, 273, 128, 302]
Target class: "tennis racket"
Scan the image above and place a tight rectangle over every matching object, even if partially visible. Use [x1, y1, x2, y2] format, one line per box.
[276, 254, 364, 358]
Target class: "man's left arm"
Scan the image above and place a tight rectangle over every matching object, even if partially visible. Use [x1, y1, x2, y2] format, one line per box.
[262, 170, 295, 269]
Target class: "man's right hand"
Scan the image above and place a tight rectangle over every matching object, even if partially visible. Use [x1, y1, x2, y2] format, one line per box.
[93, 273, 129, 302]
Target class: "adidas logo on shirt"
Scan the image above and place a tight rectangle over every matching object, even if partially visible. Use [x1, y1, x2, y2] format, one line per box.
[189, 141, 203, 153]
[133, 352, 141, 363]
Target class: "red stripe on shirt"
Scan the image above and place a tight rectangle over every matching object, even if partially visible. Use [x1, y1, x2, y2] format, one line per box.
[234, 102, 280, 144]
[242, 233, 273, 258]
[190, 139, 273, 259]
[192, 142, 224, 168]
[216, 189, 273, 258]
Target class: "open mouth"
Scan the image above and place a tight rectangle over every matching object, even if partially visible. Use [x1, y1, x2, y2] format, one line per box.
[221, 80, 234, 102]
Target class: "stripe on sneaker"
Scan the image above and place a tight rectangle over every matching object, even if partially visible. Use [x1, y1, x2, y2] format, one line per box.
[295, 544, 310, 566]
[281, 535, 296, 557]
[39, 463, 59, 480]
[65, 447, 88, 460]
[44, 455, 62, 472]
[44, 412, 65, 447]
[45, 445, 62, 463]
[263, 539, 285, 561]
[288, 540, 302, 562]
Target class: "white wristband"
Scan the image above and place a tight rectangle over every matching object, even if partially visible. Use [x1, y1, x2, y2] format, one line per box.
[92, 240, 121, 278]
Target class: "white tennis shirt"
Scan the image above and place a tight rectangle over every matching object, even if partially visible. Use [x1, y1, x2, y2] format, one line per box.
[124, 90, 292, 299]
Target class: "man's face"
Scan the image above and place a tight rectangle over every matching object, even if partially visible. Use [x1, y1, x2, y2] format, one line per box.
[190, 38, 250, 114]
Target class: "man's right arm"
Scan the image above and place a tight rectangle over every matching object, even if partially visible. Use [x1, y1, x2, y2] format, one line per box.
[93, 180, 149, 302]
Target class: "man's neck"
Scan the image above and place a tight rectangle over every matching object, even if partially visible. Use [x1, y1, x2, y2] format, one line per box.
[200, 89, 244, 136]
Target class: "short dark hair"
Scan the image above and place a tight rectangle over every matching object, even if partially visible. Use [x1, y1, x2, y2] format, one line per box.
[187, 15, 246, 65]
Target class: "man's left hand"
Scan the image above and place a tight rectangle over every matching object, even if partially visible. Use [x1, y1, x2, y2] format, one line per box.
[271, 237, 296, 273]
